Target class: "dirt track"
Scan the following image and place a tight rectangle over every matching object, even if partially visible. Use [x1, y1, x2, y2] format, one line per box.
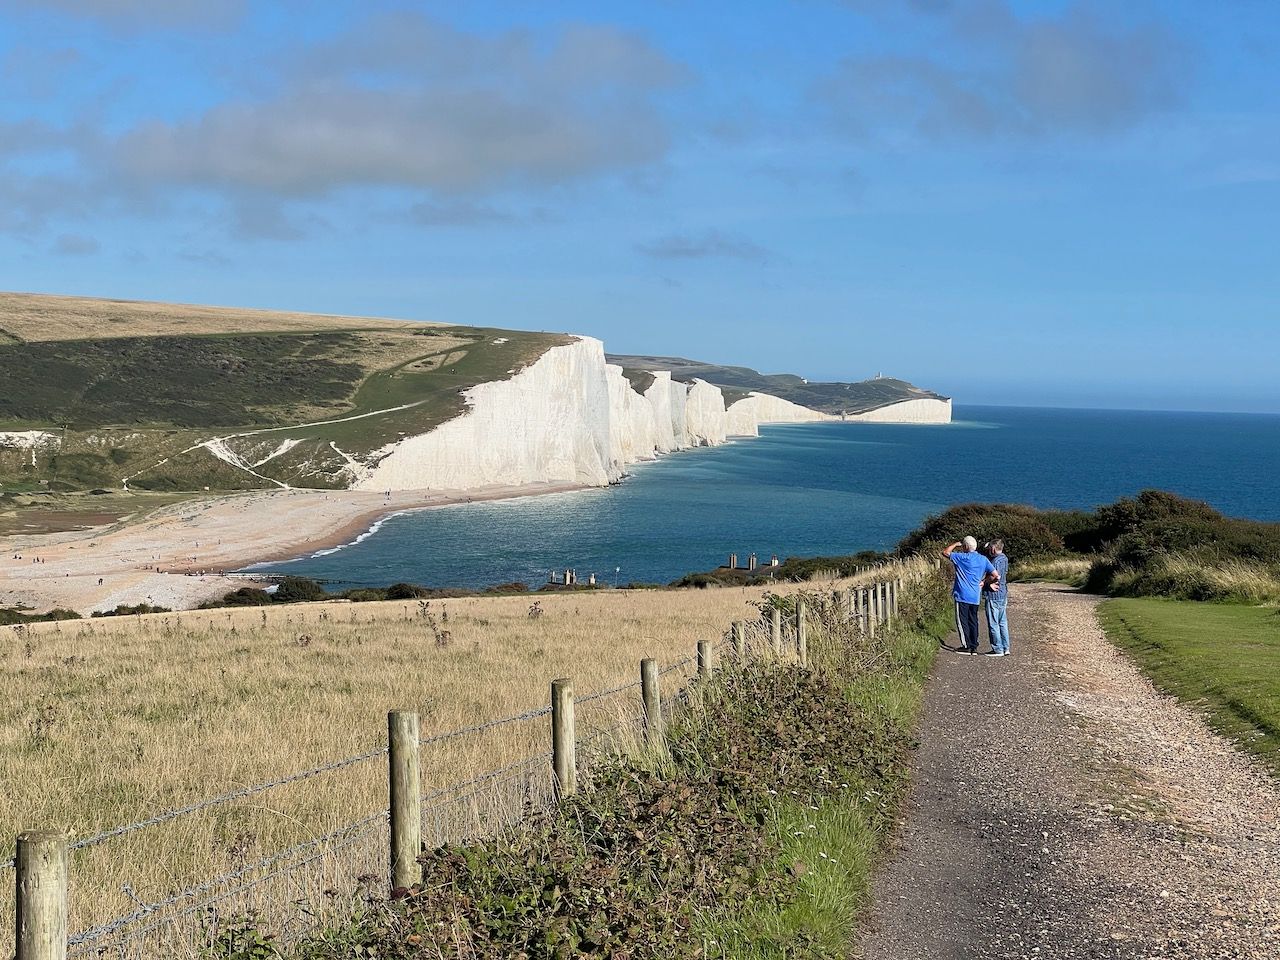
[859, 583, 1279, 960]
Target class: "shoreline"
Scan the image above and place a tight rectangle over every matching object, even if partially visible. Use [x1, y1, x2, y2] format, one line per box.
[0, 480, 592, 614]
[229, 480, 595, 571]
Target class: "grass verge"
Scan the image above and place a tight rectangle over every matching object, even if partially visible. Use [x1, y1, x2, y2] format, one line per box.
[1098, 598, 1280, 776]
[269, 574, 949, 959]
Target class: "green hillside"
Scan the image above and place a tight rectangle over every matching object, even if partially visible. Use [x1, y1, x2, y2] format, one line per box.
[1, 292, 948, 498]
[0, 292, 569, 492]
[607, 354, 947, 415]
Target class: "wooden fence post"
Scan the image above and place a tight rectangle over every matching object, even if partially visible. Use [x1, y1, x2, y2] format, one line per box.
[853, 588, 864, 634]
[770, 607, 782, 657]
[795, 598, 808, 667]
[867, 586, 877, 639]
[697, 640, 713, 679]
[833, 589, 846, 622]
[885, 580, 894, 630]
[16, 831, 67, 960]
[732, 620, 746, 660]
[551, 678, 577, 797]
[894, 578, 903, 617]
[388, 710, 421, 890]
[640, 658, 662, 742]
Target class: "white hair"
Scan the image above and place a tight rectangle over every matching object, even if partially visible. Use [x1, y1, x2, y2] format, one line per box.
[962, 535, 978, 552]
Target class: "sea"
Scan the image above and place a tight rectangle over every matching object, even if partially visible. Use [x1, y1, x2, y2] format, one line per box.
[250, 406, 1280, 591]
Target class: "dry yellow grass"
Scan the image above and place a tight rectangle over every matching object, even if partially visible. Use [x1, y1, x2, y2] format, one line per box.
[0, 290, 431, 342]
[2, 578, 878, 957]
[1011, 556, 1092, 586]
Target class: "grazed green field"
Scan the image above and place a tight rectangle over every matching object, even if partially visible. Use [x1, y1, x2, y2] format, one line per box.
[1098, 598, 1280, 775]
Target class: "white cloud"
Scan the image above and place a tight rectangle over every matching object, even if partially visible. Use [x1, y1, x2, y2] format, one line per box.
[820, 1, 1189, 140]
[112, 15, 685, 196]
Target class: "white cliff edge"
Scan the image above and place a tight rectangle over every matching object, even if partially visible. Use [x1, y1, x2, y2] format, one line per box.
[347, 338, 946, 492]
[726, 393, 833, 437]
[843, 397, 952, 423]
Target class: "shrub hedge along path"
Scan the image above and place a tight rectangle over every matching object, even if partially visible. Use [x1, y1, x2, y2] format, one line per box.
[860, 583, 1280, 960]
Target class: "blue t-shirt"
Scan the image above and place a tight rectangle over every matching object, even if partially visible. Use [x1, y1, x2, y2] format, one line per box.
[989, 554, 1009, 600]
[950, 551, 996, 605]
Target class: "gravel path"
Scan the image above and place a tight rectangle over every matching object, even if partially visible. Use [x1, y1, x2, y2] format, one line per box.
[859, 583, 1280, 959]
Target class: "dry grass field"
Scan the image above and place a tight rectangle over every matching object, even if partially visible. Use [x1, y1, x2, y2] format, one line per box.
[0, 290, 427, 342]
[0, 575, 898, 956]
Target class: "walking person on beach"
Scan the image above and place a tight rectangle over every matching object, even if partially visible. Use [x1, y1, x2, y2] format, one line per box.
[942, 536, 999, 654]
[984, 539, 1011, 656]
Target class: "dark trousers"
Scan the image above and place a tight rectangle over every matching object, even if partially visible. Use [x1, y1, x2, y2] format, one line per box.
[955, 601, 981, 651]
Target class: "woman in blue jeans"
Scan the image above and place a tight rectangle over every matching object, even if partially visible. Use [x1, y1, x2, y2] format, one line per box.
[984, 539, 1011, 656]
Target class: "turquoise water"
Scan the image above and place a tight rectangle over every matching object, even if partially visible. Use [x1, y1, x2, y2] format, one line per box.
[255, 406, 1280, 590]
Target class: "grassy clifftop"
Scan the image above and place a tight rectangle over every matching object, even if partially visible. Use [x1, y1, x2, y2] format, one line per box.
[608, 353, 948, 415]
[0, 292, 570, 492]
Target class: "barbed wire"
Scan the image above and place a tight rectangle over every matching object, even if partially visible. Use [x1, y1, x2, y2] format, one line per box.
[76, 810, 388, 958]
[68, 808, 389, 950]
[577, 678, 641, 705]
[658, 654, 694, 677]
[417, 704, 551, 749]
[68, 755, 560, 954]
[420, 750, 553, 815]
[422, 755, 557, 832]
[67, 745, 390, 856]
[32, 587, 916, 950]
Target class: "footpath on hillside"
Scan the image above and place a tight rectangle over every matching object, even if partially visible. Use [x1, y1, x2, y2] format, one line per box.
[859, 583, 1280, 960]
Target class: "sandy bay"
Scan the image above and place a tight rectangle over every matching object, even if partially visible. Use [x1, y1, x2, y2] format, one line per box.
[0, 480, 588, 614]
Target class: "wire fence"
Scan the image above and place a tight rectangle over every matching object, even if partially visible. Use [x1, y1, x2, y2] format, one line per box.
[7, 647, 707, 960]
[7, 563, 933, 960]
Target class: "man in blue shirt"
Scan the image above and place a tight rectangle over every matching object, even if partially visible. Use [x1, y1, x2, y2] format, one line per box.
[942, 536, 998, 655]
[984, 539, 1011, 656]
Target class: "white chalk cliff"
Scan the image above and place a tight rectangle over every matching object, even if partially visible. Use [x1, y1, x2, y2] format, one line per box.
[350, 338, 948, 492]
[843, 397, 953, 423]
[726, 393, 833, 437]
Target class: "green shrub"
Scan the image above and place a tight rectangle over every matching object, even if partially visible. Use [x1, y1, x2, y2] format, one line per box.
[896, 502, 1063, 561]
[385, 582, 430, 600]
[202, 587, 273, 608]
[91, 603, 172, 617]
[273, 577, 328, 603]
[482, 581, 529, 594]
[0, 607, 82, 624]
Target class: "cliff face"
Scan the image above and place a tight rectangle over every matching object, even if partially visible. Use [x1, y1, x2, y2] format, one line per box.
[685, 379, 728, 447]
[349, 339, 949, 493]
[352, 337, 617, 491]
[843, 397, 952, 423]
[726, 393, 833, 437]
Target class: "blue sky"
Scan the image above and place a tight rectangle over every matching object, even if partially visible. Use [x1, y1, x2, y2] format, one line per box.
[1, 1, 1277, 412]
